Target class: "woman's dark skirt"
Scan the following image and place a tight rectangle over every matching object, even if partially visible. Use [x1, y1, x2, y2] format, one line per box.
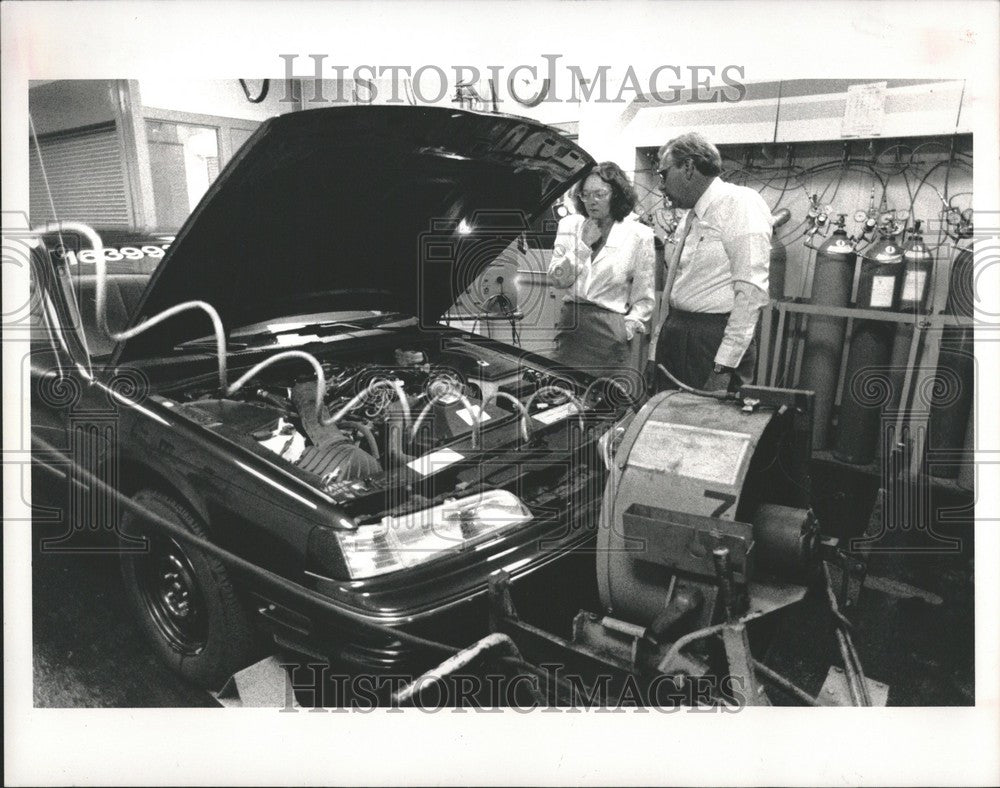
[553, 301, 640, 390]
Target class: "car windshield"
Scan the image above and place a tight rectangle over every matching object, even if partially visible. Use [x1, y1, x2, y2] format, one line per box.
[174, 310, 419, 350]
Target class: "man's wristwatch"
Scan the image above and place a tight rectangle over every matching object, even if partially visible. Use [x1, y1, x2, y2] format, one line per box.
[713, 363, 734, 375]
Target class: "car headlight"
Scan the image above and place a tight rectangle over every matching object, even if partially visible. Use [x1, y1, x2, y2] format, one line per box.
[330, 489, 533, 580]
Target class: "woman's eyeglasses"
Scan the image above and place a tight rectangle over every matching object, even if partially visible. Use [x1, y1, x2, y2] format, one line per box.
[581, 189, 611, 200]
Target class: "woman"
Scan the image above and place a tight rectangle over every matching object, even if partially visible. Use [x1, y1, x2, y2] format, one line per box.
[547, 162, 655, 383]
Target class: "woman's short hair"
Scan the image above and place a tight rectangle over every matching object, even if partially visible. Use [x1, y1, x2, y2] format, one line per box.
[658, 132, 723, 177]
[572, 161, 638, 221]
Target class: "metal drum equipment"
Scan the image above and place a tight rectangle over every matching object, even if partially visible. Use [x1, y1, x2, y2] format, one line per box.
[598, 391, 815, 630]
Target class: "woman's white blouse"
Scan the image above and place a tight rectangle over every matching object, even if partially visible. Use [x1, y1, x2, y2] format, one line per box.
[547, 213, 656, 332]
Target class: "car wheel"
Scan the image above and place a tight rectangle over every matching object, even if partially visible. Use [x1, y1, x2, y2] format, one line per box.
[120, 489, 259, 690]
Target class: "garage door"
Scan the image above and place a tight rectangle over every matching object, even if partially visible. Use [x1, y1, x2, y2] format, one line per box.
[29, 124, 131, 228]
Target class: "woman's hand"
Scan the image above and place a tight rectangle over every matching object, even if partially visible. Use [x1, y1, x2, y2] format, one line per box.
[548, 258, 578, 288]
[581, 218, 603, 248]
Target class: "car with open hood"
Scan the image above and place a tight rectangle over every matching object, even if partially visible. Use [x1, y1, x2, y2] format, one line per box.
[29, 105, 640, 690]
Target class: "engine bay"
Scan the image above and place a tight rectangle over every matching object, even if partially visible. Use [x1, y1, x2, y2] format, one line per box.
[161, 337, 636, 520]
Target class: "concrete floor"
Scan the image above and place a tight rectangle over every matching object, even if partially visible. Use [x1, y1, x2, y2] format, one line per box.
[30, 458, 975, 708]
[770, 458, 976, 706]
[32, 530, 217, 708]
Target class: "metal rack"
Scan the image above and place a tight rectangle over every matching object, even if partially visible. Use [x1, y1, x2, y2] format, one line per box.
[759, 298, 975, 483]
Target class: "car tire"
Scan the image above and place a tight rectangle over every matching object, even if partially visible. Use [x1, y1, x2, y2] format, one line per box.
[120, 489, 259, 690]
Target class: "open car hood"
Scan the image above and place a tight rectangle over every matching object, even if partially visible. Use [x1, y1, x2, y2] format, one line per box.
[115, 106, 593, 363]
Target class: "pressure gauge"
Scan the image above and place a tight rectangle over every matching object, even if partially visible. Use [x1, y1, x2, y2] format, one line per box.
[854, 210, 868, 223]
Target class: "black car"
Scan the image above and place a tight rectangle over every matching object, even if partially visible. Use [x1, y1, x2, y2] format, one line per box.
[29, 106, 637, 689]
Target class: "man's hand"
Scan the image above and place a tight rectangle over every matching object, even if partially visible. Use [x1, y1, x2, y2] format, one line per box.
[624, 318, 642, 341]
[702, 369, 734, 393]
[643, 359, 658, 394]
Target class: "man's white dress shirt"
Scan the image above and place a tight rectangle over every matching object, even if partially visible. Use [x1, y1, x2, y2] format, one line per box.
[656, 177, 772, 368]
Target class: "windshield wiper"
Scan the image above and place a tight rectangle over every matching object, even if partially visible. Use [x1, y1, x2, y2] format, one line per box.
[174, 339, 250, 351]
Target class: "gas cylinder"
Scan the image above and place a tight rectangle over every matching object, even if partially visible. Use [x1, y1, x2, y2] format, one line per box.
[799, 223, 856, 449]
[885, 222, 935, 416]
[956, 405, 975, 491]
[944, 241, 975, 317]
[856, 233, 905, 310]
[897, 221, 935, 313]
[769, 208, 792, 300]
[928, 244, 975, 478]
[834, 235, 905, 465]
[765, 208, 792, 364]
[833, 318, 896, 464]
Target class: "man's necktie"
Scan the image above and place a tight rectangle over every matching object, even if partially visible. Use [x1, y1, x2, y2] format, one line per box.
[663, 210, 695, 310]
[649, 210, 696, 359]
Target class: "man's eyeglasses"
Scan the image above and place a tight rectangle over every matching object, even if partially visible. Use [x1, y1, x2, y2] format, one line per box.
[657, 164, 674, 184]
[581, 189, 612, 201]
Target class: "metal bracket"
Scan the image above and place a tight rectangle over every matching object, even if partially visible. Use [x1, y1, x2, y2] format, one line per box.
[818, 666, 889, 706]
[826, 556, 867, 610]
[488, 570, 519, 631]
[392, 632, 545, 706]
[721, 622, 768, 706]
[213, 655, 299, 709]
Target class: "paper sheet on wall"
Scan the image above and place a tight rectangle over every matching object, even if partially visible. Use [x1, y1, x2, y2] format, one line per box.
[842, 81, 888, 137]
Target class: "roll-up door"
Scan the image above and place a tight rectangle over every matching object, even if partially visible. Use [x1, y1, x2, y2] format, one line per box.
[29, 124, 132, 227]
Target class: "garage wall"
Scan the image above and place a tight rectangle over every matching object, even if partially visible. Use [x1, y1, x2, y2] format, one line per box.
[137, 78, 297, 121]
[28, 79, 308, 232]
[609, 79, 969, 153]
[28, 80, 122, 135]
[27, 77, 973, 256]
[28, 80, 134, 227]
[29, 127, 132, 227]
[506, 77, 973, 362]
[133, 79, 304, 229]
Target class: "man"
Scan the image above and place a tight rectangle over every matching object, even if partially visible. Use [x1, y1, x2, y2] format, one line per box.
[648, 132, 772, 393]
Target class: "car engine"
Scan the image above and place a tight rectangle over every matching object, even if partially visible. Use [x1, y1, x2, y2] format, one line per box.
[166, 338, 635, 515]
